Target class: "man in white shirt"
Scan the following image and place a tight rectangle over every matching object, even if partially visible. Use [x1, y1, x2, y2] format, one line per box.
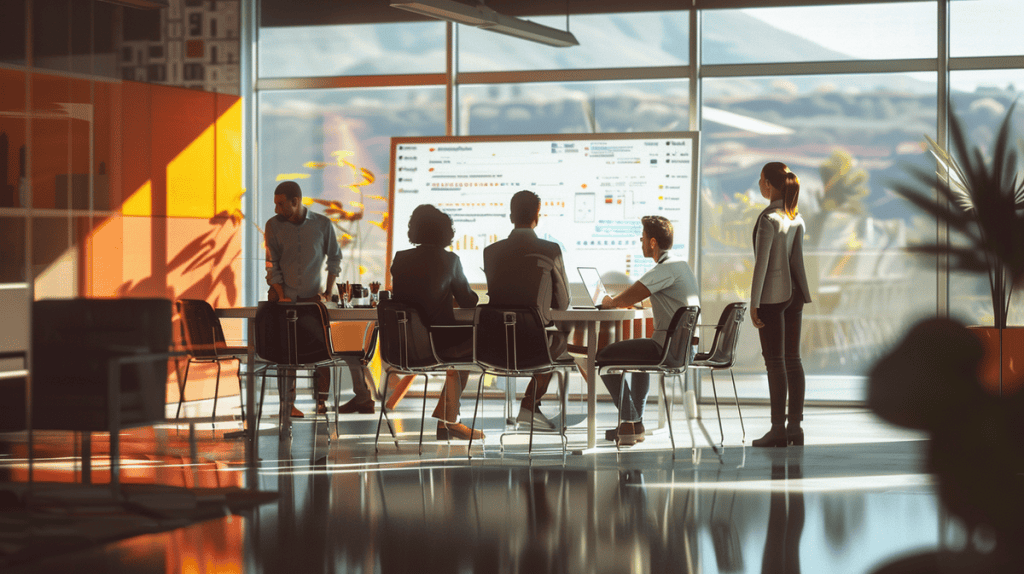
[598, 215, 700, 446]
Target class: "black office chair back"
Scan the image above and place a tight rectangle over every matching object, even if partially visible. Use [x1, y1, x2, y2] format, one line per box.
[473, 305, 552, 373]
[377, 299, 438, 370]
[176, 299, 227, 359]
[662, 305, 701, 369]
[254, 301, 333, 365]
[32, 297, 172, 430]
[700, 302, 747, 367]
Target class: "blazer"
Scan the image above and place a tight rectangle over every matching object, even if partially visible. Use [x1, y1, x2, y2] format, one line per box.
[483, 228, 570, 325]
[391, 245, 479, 326]
[750, 200, 812, 308]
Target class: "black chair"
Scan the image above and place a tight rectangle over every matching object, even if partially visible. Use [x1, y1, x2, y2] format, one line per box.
[470, 305, 573, 459]
[175, 299, 266, 425]
[597, 305, 715, 458]
[690, 302, 748, 446]
[31, 298, 177, 494]
[374, 299, 478, 454]
[253, 301, 349, 442]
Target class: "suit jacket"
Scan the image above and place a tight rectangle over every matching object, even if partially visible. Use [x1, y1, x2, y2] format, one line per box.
[391, 245, 478, 326]
[483, 228, 569, 325]
[750, 200, 812, 308]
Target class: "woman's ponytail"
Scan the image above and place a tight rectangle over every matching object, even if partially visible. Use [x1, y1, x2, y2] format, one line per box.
[762, 162, 800, 219]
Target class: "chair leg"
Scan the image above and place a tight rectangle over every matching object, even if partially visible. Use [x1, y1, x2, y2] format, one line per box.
[528, 376, 537, 458]
[660, 374, 676, 458]
[678, 374, 698, 457]
[375, 370, 397, 452]
[175, 360, 192, 419]
[616, 375, 628, 451]
[257, 370, 267, 430]
[709, 370, 725, 447]
[212, 362, 222, 428]
[419, 373, 429, 455]
[467, 372, 486, 460]
[235, 360, 245, 430]
[729, 368, 745, 443]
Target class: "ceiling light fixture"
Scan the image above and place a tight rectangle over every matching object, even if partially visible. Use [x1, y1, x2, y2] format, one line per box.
[391, 0, 579, 48]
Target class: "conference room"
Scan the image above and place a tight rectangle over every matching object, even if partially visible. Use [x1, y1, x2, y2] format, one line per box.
[2, 0, 1023, 572]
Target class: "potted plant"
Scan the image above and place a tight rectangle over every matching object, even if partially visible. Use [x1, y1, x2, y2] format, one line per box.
[891, 100, 1024, 396]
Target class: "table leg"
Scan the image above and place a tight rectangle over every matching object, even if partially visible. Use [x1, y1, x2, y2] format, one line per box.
[587, 321, 597, 449]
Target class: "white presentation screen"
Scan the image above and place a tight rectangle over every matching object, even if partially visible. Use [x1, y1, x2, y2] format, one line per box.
[387, 132, 699, 286]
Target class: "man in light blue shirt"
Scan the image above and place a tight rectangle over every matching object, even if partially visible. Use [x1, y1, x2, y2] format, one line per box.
[598, 215, 700, 446]
[265, 181, 345, 417]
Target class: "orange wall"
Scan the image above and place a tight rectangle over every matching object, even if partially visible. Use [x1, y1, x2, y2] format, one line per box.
[0, 68, 244, 404]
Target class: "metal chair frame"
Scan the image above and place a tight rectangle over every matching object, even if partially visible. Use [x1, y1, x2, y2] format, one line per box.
[469, 305, 574, 460]
[175, 299, 267, 426]
[691, 302, 748, 446]
[253, 302, 351, 444]
[598, 305, 717, 459]
[374, 300, 480, 454]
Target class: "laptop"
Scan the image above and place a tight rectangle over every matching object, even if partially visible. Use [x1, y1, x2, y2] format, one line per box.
[574, 267, 610, 309]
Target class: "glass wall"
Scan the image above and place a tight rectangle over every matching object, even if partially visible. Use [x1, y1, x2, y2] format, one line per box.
[255, 1, 1024, 403]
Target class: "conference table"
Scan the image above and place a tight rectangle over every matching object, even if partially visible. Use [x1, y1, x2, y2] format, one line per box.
[217, 304, 643, 462]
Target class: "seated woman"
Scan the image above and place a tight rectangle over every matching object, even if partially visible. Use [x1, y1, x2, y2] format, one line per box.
[390, 204, 483, 440]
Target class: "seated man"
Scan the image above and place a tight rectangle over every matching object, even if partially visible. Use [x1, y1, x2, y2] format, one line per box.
[390, 204, 484, 440]
[598, 215, 700, 446]
[483, 189, 572, 431]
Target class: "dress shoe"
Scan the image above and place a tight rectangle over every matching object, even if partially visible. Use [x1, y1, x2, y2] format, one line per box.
[752, 425, 788, 447]
[337, 397, 375, 414]
[290, 405, 304, 418]
[605, 428, 619, 442]
[787, 427, 804, 446]
[437, 421, 485, 440]
[617, 421, 646, 446]
[516, 406, 556, 431]
[315, 402, 328, 415]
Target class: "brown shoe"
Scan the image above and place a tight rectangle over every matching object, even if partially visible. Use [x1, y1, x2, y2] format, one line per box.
[315, 402, 328, 415]
[290, 405, 305, 419]
[437, 421, 485, 441]
[616, 421, 646, 446]
[337, 397, 375, 414]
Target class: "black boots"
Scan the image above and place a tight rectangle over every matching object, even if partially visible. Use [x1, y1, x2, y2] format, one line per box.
[753, 424, 788, 447]
[752, 424, 804, 447]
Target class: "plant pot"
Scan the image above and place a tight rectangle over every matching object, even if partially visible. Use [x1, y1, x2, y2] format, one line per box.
[967, 326, 1024, 397]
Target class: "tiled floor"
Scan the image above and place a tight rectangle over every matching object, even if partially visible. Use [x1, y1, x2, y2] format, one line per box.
[2, 391, 965, 574]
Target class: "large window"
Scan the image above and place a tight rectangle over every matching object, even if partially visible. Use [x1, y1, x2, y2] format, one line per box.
[458, 80, 689, 136]
[257, 87, 446, 286]
[702, 73, 938, 399]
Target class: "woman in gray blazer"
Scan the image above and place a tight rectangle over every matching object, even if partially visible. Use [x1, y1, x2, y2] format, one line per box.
[750, 162, 813, 447]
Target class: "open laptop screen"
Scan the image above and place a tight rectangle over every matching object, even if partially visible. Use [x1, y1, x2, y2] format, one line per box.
[577, 267, 609, 308]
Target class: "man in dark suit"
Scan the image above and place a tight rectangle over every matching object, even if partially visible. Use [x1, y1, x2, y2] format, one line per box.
[483, 190, 571, 431]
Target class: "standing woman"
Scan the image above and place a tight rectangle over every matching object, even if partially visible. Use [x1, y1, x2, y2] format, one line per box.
[750, 162, 813, 447]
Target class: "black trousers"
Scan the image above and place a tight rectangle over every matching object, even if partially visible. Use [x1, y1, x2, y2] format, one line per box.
[757, 288, 806, 426]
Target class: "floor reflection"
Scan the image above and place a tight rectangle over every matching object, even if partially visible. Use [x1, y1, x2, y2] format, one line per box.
[3, 402, 953, 573]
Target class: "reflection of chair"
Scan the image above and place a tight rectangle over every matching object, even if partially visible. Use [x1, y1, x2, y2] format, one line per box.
[32, 298, 176, 494]
[374, 299, 476, 454]
[597, 305, 713, 457]
[471, 305, 572, 459]
[691, 302, 748, 446]
[253, 302, 347, 440]
[175, 299, 261, 423]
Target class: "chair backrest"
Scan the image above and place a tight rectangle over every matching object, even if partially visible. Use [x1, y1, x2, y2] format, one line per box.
[176, 299, 226, 358]
[32, 297, 172, 430]
[473, 305, 553, 374]
[703, 302, 747, 367]
[254, 301, 333, 365]
[661, 305, 701, 369]
[376, 299, 439, 370]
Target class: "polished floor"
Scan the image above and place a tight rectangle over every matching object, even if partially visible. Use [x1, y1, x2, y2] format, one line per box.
[2, 387, 967, 574]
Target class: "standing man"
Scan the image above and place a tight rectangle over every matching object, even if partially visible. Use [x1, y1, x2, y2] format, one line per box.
[265, 181, 363, 417]
[598, 215, 700, 446]
[483, 189, 571, 431]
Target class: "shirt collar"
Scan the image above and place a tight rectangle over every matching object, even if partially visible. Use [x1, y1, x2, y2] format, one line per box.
[657, 251, 671, 264]
[509, 227, 537, 239]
